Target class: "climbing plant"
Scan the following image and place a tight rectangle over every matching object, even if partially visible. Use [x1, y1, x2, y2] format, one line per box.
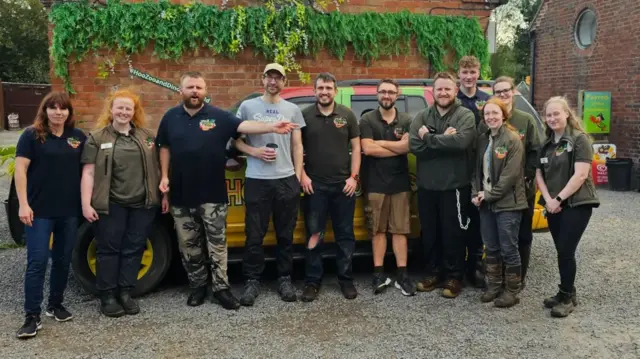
[49, 0, 489, 92]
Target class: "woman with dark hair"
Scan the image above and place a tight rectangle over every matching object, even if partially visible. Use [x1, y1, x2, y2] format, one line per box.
[472, 97, 526, 308]
[15, 91, 86, 339]
[81, 88, 165, 317]
[536, 96, 599, 318]
[492, 76, 541, 288]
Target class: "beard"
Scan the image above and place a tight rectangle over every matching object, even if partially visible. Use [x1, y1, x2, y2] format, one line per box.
[183, 94, 204, 109]
[266, 85, 281, 95]
[435, 96, 455, 110]
[378, 99, 395, 110]
[317, 97, 334, 108]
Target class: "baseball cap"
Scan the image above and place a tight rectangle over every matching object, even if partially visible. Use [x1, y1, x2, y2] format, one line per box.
[263, 63, 286, 77]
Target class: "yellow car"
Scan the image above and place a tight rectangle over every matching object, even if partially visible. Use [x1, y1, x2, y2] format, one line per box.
[4, 79, 548, 297]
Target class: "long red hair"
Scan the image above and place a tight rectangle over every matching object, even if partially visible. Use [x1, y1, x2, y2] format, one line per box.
[32, 91, 75, 142]
[95, 88, 146, 129]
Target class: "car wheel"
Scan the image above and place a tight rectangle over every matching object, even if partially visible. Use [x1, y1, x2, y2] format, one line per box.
[71, 220, 173, 297]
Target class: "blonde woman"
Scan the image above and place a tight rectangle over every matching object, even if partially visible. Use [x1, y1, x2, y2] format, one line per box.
[81, 88, 167, 317]
[536, 96, 599, 318]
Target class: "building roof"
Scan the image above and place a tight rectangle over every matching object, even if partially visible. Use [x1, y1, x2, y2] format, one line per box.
[529, 0, 549, 32]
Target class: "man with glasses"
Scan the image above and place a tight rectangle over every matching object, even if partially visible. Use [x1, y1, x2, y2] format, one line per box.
[492, 76, 541, 288]
[299, 72, 361, 302]
[359, 79, 416, 296]
[456, 55, 491, 289]
[232, 63, 306, 306]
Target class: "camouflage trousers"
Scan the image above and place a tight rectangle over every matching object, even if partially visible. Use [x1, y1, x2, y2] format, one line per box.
[170, 203, 229, 292]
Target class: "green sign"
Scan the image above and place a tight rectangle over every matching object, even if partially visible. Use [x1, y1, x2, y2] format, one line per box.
[129, 67, 211, 104]
[583, 91, 611, 134]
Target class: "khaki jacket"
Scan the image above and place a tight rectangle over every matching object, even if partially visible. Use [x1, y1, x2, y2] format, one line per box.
[472, 125, 527, 212]
[86, 125, 161, 214]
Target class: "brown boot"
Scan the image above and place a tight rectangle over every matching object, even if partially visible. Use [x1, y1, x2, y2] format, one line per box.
[495, 265, 521, 308]
[480, 256, 502, 303]
[416, 275, 440, 292]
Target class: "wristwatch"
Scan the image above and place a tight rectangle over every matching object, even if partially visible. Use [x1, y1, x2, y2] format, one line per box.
[555, 195, 563, 202]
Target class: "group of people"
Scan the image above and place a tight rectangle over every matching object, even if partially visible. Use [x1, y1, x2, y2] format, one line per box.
[14, 56, 598, 340]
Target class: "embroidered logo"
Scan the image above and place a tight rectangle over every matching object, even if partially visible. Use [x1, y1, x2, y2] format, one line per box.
[144, 137, 155, 149]
[494, 145, 508, 159]
[199, 119, 216, 131]
[555, 143, 567, 156]
[67, 137, 81, 149]
[394, 128, 405, 139]
[475, 100, 487, 111]
[333, 117, 347, 128]
[519, 130, 525, 141]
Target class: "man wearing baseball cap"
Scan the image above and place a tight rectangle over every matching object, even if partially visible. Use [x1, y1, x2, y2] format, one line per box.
[233, 63, 306, 306]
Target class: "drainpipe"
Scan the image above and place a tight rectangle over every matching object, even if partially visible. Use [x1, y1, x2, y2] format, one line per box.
[529, 30, 537, 108]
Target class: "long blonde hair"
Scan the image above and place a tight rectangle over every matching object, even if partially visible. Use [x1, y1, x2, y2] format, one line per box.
[95, 88, 146, 129]
[542, 96, 585, 139]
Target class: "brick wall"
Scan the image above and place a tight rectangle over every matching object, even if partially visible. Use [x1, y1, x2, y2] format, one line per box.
[50, 0, 492, 129]
[532, 0, 640, 164]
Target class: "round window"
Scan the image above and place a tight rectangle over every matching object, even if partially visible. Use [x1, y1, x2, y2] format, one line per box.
[575, 9, 597, 48]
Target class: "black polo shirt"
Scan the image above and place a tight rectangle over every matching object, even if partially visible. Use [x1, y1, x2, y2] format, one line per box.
[359, 108, 411, 194]
[155, 104, 243, 207]
[301, 103, 359, 184]
[457, 87, 491, 125]
[16, 127, 86, 217]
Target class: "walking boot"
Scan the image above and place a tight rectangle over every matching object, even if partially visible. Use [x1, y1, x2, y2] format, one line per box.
[519, 244, 532, 290]
[117, 288, 140, 315]
[480, 256, 502, 303]
[494, 265, 521, 308]
[544, 285, 578, 308]
[551, 288, 576, 318]
[100, 291, 126, 318]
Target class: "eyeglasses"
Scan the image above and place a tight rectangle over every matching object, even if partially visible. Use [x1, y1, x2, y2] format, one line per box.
[377, 90, 398, 96]
[494, 88, 513, 96]
[264, 76, 284, 83]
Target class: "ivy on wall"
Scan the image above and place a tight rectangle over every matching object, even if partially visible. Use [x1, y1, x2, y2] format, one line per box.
[49, 0, 489, 92]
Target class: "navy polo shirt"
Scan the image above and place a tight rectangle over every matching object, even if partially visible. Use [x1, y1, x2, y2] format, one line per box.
[457, 88, 491, 125]
[155, 104, 243, 207]
[16, 127, 86, 218]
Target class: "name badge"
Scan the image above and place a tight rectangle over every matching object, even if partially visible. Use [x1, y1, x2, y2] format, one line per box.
[101, 143, 113, 150]
[540, 157, 549, 164]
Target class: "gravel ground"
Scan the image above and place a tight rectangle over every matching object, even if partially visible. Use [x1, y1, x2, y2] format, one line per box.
[0, 182, 639, 358]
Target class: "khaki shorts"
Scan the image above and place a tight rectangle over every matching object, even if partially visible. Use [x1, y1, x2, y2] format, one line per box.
[366, 192, 411, 235]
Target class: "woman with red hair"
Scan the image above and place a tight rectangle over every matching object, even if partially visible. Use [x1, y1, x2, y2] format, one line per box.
[81, 88, 166, 317]
[15, 91, 86, 339]
[472, 97, 527, 308]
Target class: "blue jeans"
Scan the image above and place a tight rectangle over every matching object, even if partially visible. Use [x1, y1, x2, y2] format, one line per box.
[303, 181, 356, 285]
[24, 217, 78, 315]
[479, 207, 521, 267]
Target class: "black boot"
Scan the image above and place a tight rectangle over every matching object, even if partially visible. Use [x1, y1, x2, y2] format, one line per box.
[212, 289, 240, 310]
[551, 288, 576, 318]
[187, 286, 207, 307]
[519, 244, 532, 289]
[100, 292, 126, 318]
[544, 285, 578, 308]
[117, 288, 140, 315]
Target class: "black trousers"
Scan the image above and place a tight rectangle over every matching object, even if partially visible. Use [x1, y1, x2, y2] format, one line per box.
[547, 205, 593, 293]
[465, 202, 483, 275]
[94, 203, 156, 292]
[242, 175, 300, 280]
[417, 186, 471, 281]
[518, 196, 535, 248]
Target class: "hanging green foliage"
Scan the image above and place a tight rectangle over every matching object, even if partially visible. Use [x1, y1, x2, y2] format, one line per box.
[49, 0, 489, 93]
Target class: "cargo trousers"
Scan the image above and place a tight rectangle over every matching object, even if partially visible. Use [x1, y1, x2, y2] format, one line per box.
[171, 203, 230, 292]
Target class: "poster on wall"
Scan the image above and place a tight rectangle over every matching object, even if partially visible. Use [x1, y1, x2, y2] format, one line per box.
[583, 91, 611, 134]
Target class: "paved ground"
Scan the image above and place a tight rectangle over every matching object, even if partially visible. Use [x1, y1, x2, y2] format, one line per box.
[0, 182, 639, 358]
